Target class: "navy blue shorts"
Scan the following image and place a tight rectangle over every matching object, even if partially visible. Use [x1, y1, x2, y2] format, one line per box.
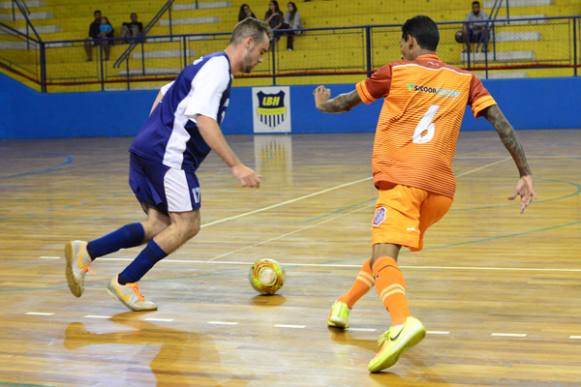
[129, 153, 201, 214]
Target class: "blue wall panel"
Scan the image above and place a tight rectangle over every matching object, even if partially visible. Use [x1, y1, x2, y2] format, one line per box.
[0, 73, 579, 139]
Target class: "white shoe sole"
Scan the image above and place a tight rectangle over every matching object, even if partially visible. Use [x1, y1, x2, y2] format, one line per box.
[106, 286, 157, 312]
[65, 241, 82, 297]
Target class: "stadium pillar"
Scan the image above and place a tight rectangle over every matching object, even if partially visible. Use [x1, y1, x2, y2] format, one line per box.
[39, 41, 47, 92]
[365, 26, 372, 77]
[271, 36, 277, 86]
[574, 17, 578, 77]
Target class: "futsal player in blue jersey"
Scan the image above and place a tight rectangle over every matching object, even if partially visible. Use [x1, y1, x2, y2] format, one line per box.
[65, 18, 272, 311]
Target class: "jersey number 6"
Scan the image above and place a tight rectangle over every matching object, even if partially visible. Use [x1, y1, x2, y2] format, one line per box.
[412, 104, 440, 144]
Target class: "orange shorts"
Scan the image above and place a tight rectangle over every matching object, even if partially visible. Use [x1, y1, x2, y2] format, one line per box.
[371, 185, 453, 251]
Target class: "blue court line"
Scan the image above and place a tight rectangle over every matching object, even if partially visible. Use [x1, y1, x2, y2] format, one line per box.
[0, 155, 74, 180]
[0, 382, 56, 387]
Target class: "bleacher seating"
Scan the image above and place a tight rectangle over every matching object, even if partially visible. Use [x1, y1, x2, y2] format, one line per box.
[0, 0, 579, 91]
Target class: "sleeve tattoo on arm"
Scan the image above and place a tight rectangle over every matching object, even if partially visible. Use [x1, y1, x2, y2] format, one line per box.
[318, 90, 362, 113]
[483, 105, 532, 177]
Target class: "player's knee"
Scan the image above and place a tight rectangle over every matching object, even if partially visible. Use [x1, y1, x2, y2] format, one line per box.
[150, 220, 169, 237]
[175, 219, 200, 241]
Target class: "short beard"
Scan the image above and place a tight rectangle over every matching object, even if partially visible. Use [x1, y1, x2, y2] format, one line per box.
[241, 55, 254, 73]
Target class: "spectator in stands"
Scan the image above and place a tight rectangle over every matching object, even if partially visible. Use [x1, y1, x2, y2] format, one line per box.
[238, 4, 257, 22]
[463, 1, 489, 53]
[121, 12, 144, 43]
[265, 1, 285, 30]
[98, 16, 114, 60]
[84, 9, 102, 61]
[283, 2, 303, 51]
[264, 1, 288, 48]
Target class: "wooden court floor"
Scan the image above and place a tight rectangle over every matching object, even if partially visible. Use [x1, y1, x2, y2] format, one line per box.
[0, 130, 580, 386]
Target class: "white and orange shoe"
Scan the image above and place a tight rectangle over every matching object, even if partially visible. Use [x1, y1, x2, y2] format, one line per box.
[65, 240, 92, 297]
[107, 276, 157, 312]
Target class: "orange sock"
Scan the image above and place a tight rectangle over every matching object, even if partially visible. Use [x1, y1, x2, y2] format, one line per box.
[372, 256, 410, 325]
[338, 258, 375, 309]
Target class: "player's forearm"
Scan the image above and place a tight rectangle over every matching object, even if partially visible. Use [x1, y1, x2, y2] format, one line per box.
[483, 105, 532, 177]
[196, 115, 241, 168]
[317, 92, 360, 113]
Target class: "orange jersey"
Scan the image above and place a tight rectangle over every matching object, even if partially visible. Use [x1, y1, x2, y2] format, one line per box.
[356, 54, 496, 198]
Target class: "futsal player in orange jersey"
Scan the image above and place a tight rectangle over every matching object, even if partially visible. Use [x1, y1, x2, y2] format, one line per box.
[314, 15, 535, 372]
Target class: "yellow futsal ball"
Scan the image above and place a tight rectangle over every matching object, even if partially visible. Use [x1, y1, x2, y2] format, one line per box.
[249, 258, 285, 295]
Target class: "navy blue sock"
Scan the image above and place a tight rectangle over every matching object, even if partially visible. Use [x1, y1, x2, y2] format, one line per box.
[87, 223, 145, 260]
[118, 240, 167, 284]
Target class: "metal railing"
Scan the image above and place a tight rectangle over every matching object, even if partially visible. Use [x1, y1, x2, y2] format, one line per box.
[2, 0, 46, 91]
[0, 16, 579, 92]
[113, 0, 175, 69]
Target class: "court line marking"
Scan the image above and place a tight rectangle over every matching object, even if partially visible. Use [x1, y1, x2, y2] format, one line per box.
[84, 315, 112, 319]
[200, 157, 509, 230]
[0, 155, 74, 180]
[39, 256, 61, 260]
[207, 321, 239, 326]
[347, 328, 377, 332]
[36, 157, 513, 265]
[427, 330, 450, 335]
[13, 311, 581, 340]
[200, 176, 372, 229]
[25, 312, 54, 316]
[203, 157, 510, 260]
[207, 202, 371, 261]
[455, 157, 510, 178]
[97, 258, 581, 273]
[491, 333, 527, 338]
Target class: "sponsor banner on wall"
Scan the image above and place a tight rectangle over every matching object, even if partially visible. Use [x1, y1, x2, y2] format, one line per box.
[252, 86, 291, 133]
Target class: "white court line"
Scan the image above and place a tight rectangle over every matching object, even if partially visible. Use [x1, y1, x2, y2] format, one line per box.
[347, 327, 377, 332]
[570, 336, 581, 340]
[84, 315, 112, 319]
[491, 332, 527, 338]
[39, 256, 60, 260]
[206, 157, 510, 261]
[208, 202, 370, 261]
[97, 258, 581, 273]
[208, 321, 239, 326]
[455, 157, 509, 178]
[274, 324, 306, 329]
[40, 158, 511, 264]
[25, 312, 54, 316]
[144, 318, 174, 322]
[199, 158, 508, 231]
[427, 330, 450, 335]
[200, 176, 372, 229]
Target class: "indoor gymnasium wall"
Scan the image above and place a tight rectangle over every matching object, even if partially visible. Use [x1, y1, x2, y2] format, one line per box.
[0, 73, 579, 139]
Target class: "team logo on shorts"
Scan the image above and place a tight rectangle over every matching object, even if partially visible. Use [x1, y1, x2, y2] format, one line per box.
[373, 207, 387, 227]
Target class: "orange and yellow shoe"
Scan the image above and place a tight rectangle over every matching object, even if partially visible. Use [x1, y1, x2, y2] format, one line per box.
[368, 316, 426, 372]
[65, 240, 92, 297]
[107, 276, 157, 312]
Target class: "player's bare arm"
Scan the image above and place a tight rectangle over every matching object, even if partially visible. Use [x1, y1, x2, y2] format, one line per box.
[195, 114, 261, 188]
[314, 86, 362, 113]
[482, 105, 536, 213]
[149, 90, 164, 114]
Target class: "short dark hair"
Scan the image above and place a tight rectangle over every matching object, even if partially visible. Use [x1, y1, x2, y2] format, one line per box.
[401, 15, 439, 51]
[472, 1, 481, 6]
[94, 9, 101, 16]
[231, 17, 272, 44]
